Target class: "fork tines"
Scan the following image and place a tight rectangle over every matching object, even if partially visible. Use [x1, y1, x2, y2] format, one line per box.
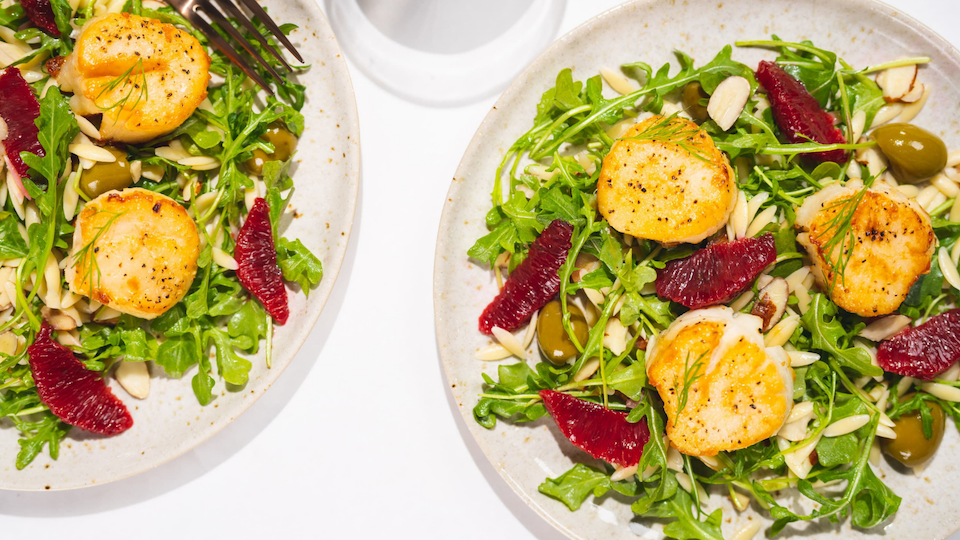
[164, 0, 303, 94]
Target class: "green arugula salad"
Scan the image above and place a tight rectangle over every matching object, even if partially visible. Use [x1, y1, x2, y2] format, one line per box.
[471, 37, 960, 538]
[0, 0, 321, 469]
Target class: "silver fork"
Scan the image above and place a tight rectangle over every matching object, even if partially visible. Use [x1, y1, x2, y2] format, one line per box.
[162, 0, 304, 94]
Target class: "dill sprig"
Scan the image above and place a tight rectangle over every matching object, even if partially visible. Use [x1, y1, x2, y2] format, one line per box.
[71, 210, 126, 298]
[813, 180, 874, 292]
[96, 58, 149, 114]
[674, 350, 708, 425]
[621, 113, 712, 162]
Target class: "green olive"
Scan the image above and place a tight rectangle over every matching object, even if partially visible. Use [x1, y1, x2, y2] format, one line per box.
[873, 123, 947, 184]
[537, 299, 589, 365]
[681, 81, 710, 123]
[79, 146, 132, 198]
[881, 394, 945, 468]
[243, 123, 298, 175]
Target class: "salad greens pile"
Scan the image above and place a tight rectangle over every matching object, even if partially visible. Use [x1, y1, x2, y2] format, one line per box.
[471, 37, 960, 537]
[0, 0, 321, 469]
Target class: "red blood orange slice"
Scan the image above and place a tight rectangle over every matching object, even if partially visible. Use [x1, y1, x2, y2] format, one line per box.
[656, 233, 777, 309]
[478, 219, 573, 335]
[877, 309, 960, 380]
[540, 389, 650, 467]
[28, 324, 133, 436]
[756, 60, 847, 164]
[235, 197, 289, 324]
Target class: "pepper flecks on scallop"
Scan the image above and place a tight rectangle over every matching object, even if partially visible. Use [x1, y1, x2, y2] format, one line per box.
[646, 306, 794, 457]
[795, 180, 935, 317]
[57, 13, 211, 143]
[597, 115, 737, 245]
[64, 188, 200, 320]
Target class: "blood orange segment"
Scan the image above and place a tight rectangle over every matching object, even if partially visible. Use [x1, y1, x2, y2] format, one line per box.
[877, 309, 960, 380]
[540, 389, 650, 467]
[21, 0, 60, 35]
[235, 197, 289, 324]
[656, 233, 777, 309]
[28, 323, 133, 436]
[756, 60, 847, 164]
[0, 68, 44, 180]
[478, 219, 573, 335]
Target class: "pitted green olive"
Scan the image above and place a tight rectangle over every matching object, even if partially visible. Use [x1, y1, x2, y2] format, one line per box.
[873, 123, 947, 184]
[537, 299, 589, 365]
[881, 394, 945, 468]
[79, 146, 132, 198]
[681, 81, 710, 123]
[244, 123, 298, 176]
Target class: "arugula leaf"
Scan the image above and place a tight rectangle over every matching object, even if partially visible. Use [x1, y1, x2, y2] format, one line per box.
[14, 413, 69, 470]
[620, 293, 674, 328]
[802, 294, 880, 376]
[0, 3, 24, 28]
[276, 237, 322, 293]
[539, 463, 614, 511]
[608, 361, 647, 400]
[156, 333, 201, 378]
[815, 432, 859, 468]
[205, 328, 252, 386]
[645, 488, 724, 540]
[20, 87, 78, 186]
[228, 300, 267, 353]
[192, 354, 215, 406]
[0, 213, 29, 259]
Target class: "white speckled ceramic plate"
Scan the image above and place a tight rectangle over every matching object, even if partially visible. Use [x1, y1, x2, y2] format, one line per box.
[435, 0, 960, 538]
[0, 0, 359, 491]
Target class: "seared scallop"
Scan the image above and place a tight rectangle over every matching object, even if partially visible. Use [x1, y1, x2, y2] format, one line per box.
[58, 13, 210, 143]
[796, 180, 935, 317]
[65, 188, 200, 319]
[597, 115, 737, 244]
[646, 306, 793, 456]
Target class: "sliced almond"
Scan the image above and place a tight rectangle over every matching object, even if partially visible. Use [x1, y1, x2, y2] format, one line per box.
[876, 64, 917, 102]
[707, 76, 751, 131]
[859, 314, 911, 342]
[41, 306, 77, 331]
[116, 360, 150, 399]
[751, 277, 788, 332]
[900, 81, 924, 103]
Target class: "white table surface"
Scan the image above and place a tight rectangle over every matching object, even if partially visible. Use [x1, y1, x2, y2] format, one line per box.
[2, 1, 960, 538]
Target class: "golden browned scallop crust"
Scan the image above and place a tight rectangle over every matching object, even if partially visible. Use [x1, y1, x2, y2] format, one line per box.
[58, 13, 210, 143]
[646, 307, 793, 456]
[796, 180, 935, 317]
[597, 115, 737, 244]
[65, 188, 200, 319]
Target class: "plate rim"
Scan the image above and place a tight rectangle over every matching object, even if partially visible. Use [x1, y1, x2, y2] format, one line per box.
[433, 0, 960, 538]
[1, 0, 361, 492]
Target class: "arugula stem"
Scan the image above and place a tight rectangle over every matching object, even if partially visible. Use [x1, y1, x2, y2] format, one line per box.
[862, 56, 931, 74]
[265, 314, 273, 369]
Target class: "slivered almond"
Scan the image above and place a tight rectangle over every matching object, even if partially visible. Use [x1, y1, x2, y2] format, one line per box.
[751, 277, 788, 332]
[116, 360, 150, 399]
[872, 103, 903, 126]
[856, 138, 889, 177]
[859, 314, 911, 342]
[707, 76, 750, 131]
[850, 109, 866, 144]
[491, 326, 526, 359]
